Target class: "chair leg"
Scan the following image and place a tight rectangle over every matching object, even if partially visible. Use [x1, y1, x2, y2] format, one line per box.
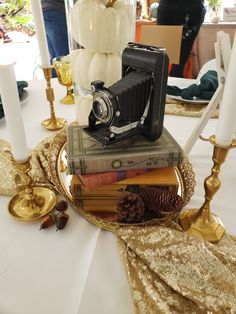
[183, 84, 224, 156]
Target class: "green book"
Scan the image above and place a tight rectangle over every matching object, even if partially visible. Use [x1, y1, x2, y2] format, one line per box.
[67, 122, 183, 175]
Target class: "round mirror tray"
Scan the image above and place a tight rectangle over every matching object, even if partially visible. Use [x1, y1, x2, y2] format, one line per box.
[37, 130, 195, 232]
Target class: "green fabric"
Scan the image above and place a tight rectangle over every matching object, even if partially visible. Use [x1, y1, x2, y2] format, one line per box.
[0, 81, 28, 119]
[166, 70, 218, 101]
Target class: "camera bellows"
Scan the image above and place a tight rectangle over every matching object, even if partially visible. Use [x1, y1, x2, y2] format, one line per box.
[139, 186, 184, 214]
[109, 70, 153, 123]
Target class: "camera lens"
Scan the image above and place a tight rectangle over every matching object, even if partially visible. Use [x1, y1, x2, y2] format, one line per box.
[92, 91, 113, 124]
[93, 99, 108, 121]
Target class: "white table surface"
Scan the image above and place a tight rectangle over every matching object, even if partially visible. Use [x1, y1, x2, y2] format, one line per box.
[0, 78, 235, 314]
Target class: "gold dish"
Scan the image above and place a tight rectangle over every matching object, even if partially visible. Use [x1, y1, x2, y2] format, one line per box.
[8, 186, 56, 221]
[37, 129, 195, 232]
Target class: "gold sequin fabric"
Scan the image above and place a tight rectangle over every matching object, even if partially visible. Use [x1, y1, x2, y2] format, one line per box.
[165, 98, 219, 118]
[117, 225, 236, 314]
[0, 139, 51, 196]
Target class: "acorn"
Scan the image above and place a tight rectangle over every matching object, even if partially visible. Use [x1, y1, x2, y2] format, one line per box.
[39, 214, 57, 230]
[54, 200, 68, 212]
[56, 212, 69, 231]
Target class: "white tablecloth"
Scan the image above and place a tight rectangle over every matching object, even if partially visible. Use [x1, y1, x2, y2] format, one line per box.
[0, 79, 235, 314]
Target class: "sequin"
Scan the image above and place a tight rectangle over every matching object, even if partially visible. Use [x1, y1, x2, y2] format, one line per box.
[117, 226, 236, 313]
[0, 139, 52, 196]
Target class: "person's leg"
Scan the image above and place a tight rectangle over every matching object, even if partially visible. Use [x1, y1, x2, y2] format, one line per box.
[172, 4, 206, 77]
[46, 33, 56, 61]
[157, 1, 206, 77]
[43, 9, 69, 77]
[157, 2, 187, 77]
[52, 10, 69, 57]
[157, 2, 186, 25]
[43, 9, 69, 59]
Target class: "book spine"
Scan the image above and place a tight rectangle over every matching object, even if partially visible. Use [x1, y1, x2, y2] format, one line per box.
[69, 151, 182, 175]
[82, 204, 118, 212]
[79, 169, 150, 190]
[67, 122, 183, 174]
[71, 184, 178, 201]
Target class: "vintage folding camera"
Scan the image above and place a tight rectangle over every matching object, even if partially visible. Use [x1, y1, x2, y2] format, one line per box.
[83, 42, 169, 145]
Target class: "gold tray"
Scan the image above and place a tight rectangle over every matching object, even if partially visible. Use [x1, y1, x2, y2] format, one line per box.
[36, 129, 196, 233]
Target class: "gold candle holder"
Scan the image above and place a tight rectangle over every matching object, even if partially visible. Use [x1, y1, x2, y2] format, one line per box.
[179, 135, 236, 243]
[8, 157, 57, 221]
[41, 67, 66, 130]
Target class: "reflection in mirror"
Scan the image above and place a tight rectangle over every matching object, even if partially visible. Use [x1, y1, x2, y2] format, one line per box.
[57, 142, 195, 231]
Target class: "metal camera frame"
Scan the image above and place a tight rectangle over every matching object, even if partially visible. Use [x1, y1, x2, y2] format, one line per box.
[83, 42, 169, 145]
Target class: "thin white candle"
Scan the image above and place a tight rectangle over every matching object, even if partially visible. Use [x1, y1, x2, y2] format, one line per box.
[30, 0, 51, 68]
[0, 62, 28, 161]
[215, 33, 236, 147]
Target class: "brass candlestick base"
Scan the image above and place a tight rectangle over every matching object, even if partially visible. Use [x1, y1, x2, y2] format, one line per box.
[41, 117, 66, 131]
[8, 158, 56, 221]
[179, 208, 225, 243]
[179, 136, 236, 243]
[41, 67, 66, 130]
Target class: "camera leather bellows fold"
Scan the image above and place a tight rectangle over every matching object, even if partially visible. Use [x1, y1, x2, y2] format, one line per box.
[83, 42, 169, 145]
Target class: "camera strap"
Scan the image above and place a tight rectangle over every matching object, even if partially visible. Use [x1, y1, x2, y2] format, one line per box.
[109, 86, 153, 135]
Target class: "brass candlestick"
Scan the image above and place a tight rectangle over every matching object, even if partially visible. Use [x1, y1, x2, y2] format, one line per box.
[41, 67, 66, 130]
[8, 157, 56, 221]
[179, 135, 236, 243]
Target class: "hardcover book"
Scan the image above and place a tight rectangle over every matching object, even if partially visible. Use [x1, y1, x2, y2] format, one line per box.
[67, 122, 183, 175]
[79, 168, 151, 190]
[69, 167, 179, 213]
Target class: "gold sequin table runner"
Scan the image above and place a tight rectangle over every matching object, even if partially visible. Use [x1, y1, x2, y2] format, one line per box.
[165, 98, 219, 118]
[117, 225, 236, 313]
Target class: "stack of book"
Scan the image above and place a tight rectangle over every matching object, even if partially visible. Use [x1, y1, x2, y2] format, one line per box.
[67, 122, 183, 219]
[70, 167, 179, 218]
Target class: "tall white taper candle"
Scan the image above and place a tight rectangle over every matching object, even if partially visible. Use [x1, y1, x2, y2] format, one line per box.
[30, 0, 51, 68]
[0, 62, 28, 161]
[215, 33, 236, 147]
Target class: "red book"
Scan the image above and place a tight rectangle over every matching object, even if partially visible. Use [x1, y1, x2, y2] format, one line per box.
[79, 168, 150, 191]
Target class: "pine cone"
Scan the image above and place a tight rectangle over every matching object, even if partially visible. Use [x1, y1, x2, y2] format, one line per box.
[116, 191, 145, 223]
[139, 186, 184, 215]
[125, 185, 141, 194]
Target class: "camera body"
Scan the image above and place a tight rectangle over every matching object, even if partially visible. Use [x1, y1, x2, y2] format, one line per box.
[83, 42, 169, 145]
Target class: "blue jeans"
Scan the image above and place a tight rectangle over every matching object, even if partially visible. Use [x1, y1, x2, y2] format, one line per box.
[43, 9, 69, 77]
